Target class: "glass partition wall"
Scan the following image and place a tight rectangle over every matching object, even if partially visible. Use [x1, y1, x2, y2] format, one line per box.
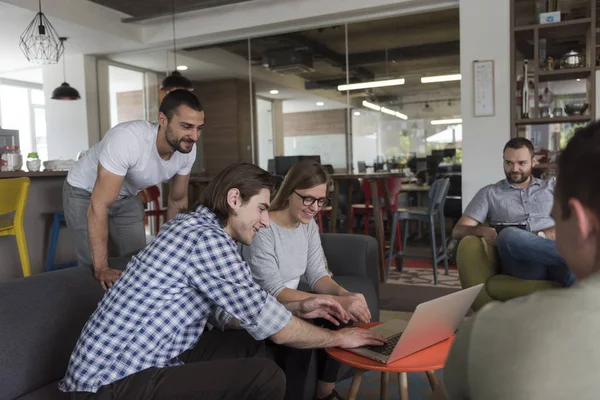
[102, 8, 461, 177]
[245, 9, 461, 175]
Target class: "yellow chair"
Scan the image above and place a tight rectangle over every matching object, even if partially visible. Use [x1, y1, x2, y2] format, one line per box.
[0, 177, 31, 277]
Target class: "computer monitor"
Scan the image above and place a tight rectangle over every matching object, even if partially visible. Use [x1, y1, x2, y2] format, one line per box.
[357, 161, 367, 173]
[267, 159, 275, 174]
[443, 148, 456, 158]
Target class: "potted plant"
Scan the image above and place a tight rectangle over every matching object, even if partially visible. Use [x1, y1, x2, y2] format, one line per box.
[26, 152, 41, 172]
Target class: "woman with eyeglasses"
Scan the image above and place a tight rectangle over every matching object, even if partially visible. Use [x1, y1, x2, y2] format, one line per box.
[242, 160, 371, 400]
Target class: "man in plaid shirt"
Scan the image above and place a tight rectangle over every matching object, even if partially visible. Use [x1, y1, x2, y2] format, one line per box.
[60, 163, 386, 400]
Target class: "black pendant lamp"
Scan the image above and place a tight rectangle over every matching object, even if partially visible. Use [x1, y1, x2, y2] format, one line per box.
[19, 0, 64, 64]
[161, 0, 193, 92]
[51, 38, 80, 101]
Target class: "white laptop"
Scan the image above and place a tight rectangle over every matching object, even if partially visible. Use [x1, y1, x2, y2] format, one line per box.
[347, 284, 483, 364]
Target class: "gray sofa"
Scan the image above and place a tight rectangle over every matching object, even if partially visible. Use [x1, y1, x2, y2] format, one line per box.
[0, 233, 380, 400]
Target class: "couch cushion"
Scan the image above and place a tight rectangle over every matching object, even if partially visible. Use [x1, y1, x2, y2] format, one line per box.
[487, 274, 561, 301]
[15, 381, 68, 400]
[0, 267, 104, 400]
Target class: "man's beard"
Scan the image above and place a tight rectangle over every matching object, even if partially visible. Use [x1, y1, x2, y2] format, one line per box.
[506, 171, 530, 184]
[165, 124, 195, 154]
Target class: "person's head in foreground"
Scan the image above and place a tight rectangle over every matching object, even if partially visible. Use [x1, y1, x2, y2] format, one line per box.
[158, 89, 205, 154]
[502, 137, 536, 186]
[552, 121, 600, 280]
[196, 162, 273, 245]
[269, 160, 330, 225]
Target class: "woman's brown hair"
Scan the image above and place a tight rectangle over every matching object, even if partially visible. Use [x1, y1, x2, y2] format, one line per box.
[270, 160, 330, 211]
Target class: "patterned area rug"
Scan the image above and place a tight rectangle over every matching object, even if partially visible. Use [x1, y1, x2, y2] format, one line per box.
[386, 266, 461, 289]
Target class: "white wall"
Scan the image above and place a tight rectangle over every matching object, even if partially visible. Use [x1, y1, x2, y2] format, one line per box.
[256, 98, 274, 170]
[43, 54, 91, 160]
[459, 0, 510, 208]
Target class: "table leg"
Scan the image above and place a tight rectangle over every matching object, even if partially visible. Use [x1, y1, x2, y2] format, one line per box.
[329, 180, 340, 233]
[369, 179, 386, 283]
[348, 369, 364, 400]
[398, 372, 409, 400]
[380, 371, 389, 400]
[345, 179, 353, 233]
[426, 370, 438, 391]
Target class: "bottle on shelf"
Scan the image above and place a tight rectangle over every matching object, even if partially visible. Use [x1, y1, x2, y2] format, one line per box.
[521, 59, 530, 119]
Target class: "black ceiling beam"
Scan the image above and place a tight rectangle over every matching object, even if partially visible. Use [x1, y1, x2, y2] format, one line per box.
[348, 40, 460, 65]
[282, 33, 375, 81]
[119, 0, 252, 23]
[304, 77, 363, 90]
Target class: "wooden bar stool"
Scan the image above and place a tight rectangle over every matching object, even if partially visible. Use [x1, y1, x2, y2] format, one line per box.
[0, 177, 31, 277]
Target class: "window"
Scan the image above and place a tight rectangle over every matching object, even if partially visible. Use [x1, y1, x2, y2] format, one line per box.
[0, 82, 47, 160]
[108, 65, 146, 128]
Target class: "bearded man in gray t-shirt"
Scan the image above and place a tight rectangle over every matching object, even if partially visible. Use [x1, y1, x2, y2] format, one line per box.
[452, 137, 575, 286]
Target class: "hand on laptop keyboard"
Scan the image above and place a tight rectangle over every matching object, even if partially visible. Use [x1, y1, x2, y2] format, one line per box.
[336, 327, 387, 349]
[363, 333, 402, 356]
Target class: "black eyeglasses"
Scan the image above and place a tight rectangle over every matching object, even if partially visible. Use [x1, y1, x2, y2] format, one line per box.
[293, 191, 330, 208]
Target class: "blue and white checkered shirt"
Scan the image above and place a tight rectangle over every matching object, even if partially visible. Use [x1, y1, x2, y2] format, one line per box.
[59, 206, 292, 393]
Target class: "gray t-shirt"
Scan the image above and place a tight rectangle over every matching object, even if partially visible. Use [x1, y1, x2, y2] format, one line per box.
[241, 219, 329, 297]
[463, 177, 555, 232]
[444, 272, 600, 399]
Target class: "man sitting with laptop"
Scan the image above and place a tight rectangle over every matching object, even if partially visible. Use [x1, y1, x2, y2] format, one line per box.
[452, 137, 575, 287]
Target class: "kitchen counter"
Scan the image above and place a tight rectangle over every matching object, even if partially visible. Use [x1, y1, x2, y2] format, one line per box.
[0, 171, 68, 178]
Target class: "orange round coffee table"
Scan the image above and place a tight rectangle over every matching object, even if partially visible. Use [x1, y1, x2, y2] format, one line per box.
[326, 322, 454, 400]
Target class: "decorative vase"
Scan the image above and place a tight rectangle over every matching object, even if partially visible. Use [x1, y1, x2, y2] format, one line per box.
[26, 159, 41, 172]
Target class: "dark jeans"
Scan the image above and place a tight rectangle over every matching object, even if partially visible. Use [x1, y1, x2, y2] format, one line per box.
[271, 318, 348, 400]
[497, 227, 576, 287]
[70, 330, 285, 400]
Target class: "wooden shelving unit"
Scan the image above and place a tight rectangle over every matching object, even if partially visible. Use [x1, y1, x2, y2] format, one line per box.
[515, 115, 591, 125]
[510, 0, 597, 143]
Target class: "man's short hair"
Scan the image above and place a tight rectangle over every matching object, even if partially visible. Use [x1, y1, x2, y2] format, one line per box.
[159, 89, 203, 121]
[194, 163, 274, 225]
[556, 121, 600, 219]
[503, 137, 535, 158]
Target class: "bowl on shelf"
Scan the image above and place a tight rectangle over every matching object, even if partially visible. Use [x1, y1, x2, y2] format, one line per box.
[564, 103, 589, 116]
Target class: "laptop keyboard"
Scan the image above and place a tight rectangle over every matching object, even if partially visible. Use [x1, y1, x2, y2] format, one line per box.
[362, 333, 402, 356]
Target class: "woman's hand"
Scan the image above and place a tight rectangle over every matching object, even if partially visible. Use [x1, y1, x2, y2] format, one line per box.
[292, 297, 350, 325]
[336, 292, 371, 324]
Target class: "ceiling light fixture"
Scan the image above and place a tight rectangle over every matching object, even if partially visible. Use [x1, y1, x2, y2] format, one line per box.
[176, 65, 188, 71]
[421, 74, 462, 83]
[364, 101, 408, 120]
[269, 89, 279, 95]
[338, 78, 405, 91]
[316, 101, 324, 106]
[51, 37, 80, 101]
[19, 0, 63, 64]
[431, 118, 463, 125]
[353, 111, 361, 116]
[362, 100, 381, 111]
[380, 107, 397, 116]
[161, 0, 193, 92]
